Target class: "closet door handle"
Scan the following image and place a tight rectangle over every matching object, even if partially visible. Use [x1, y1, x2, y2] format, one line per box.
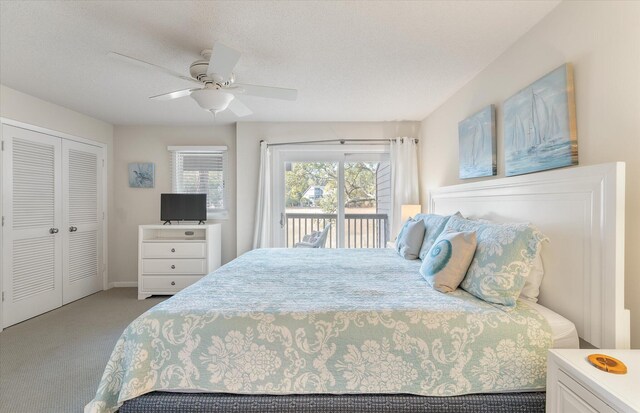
[69, 226, 78, 232]
[49, 228, 59, 234]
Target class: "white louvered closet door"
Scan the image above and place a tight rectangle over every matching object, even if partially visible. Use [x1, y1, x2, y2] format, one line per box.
[62, 140, 103, 304]
[1, 125, 63, 327]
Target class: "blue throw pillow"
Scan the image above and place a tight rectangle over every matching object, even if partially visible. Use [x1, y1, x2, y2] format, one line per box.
[415, 212, 461, 260]
[395, 218, 426, 260]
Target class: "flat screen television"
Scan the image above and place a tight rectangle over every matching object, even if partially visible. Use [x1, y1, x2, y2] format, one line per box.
[161, 193, 207, 224]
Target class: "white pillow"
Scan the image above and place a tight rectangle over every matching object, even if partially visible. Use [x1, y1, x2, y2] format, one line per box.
[520, 250, 544, 302]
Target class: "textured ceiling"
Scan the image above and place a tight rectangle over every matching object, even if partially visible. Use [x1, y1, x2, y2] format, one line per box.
[0, 1, 559, 125]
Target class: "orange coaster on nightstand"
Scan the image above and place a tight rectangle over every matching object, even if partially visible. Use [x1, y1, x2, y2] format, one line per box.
[587, 354, 628, 374]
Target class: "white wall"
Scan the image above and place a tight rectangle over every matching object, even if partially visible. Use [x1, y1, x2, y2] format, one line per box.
[0, 85, 114, 143]
[110, 125, 236, 285]
[419, 1, 640, 347]
[236, 121, 421, 256]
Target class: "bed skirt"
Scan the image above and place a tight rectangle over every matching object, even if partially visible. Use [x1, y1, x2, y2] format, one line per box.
[119, 392, 546, 413]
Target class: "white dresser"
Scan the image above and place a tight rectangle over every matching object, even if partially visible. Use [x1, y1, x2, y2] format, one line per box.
[547, 349, 640, 413]
[138, 224, 221, 300]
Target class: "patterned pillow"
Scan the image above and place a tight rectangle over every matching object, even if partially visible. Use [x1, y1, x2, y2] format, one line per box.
[444, 215, 546, 308]
[469, 217, 547, 303]
[420, 230, 477, 293]
[395, 218, 426, 260]
[415, 212, 462, 260]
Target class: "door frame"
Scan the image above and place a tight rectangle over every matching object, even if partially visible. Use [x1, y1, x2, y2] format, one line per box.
[0, 117, 109, 332]
[271, 144, 389, 248]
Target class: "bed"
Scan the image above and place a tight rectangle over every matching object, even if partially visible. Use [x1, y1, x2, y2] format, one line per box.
[86, 162, 628, 413]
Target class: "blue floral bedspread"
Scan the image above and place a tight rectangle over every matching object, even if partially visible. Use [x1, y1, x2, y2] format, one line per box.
[86, 248, 552, 413]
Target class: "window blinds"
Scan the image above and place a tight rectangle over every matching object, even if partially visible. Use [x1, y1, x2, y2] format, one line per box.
[170, 149, 227, 212]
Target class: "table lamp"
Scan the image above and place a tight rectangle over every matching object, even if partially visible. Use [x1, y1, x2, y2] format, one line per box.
[401, 204, 421, 223]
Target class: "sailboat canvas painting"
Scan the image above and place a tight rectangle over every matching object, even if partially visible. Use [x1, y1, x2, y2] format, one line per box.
[458, 105, 496, 179]
[503, 64, 578, 176]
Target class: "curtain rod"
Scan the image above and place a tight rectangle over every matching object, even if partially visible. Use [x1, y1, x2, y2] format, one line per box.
[260, 138, 419, 147]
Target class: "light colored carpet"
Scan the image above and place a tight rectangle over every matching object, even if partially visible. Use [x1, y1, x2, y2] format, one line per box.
[0, 288, 166, 413]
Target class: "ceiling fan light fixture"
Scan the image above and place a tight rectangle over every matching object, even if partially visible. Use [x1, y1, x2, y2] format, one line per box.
[109, 41, 296, 118]
[190, 89, 234, 112]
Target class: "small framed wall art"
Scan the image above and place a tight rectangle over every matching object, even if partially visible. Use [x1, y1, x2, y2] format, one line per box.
[128, 162, 155, 188]
[458, 105, 497, 179]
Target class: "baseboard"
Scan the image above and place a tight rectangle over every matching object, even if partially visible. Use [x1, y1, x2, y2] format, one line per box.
[108, 281, 138, 288]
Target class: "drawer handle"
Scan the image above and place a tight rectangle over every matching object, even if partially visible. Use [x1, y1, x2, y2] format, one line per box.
[171, 248, 176, 253]
[171, 265, 176, 269]
[171, 281, 176, 286]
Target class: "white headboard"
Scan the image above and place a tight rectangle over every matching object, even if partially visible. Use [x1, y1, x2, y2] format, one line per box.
[429, 162, 629, 349]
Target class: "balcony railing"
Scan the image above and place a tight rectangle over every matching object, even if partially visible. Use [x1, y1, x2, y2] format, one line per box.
[286, 213, 388, 249]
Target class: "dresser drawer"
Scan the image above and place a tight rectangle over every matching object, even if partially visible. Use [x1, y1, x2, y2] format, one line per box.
[141, 275, 202, 292]
[142, 242, 206, 258]
[142, 258, 206, 274]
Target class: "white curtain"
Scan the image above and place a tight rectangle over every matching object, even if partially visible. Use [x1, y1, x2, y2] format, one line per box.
[253, 141, 272, 249]
[390, 137, 420, 239]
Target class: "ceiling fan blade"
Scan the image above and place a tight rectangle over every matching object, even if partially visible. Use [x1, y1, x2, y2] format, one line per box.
[233, 83, 297, 101]
[227, 98, 253, 117]
[149, 88, 198, 101]
[208, 42, 241, 79]
[108, 52, 202, 86]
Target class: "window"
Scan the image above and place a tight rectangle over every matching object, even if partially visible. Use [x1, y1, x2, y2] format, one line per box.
[277, 146, 390, 248]
[169, 146, 228, 219]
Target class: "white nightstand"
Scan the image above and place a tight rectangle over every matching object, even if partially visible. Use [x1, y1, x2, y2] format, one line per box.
[547, 349, 640, 413]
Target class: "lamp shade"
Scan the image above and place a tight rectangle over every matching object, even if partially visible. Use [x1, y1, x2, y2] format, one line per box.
[401, 204, 421, 223]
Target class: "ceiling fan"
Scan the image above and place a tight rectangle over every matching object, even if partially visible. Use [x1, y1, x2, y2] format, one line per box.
[108, 42, 297, 117]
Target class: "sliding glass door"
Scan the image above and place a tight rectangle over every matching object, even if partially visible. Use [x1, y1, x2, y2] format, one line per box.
[284, 161, 339, 248]
[343, 159, 390, 248]
[274, 146, 389, 248]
